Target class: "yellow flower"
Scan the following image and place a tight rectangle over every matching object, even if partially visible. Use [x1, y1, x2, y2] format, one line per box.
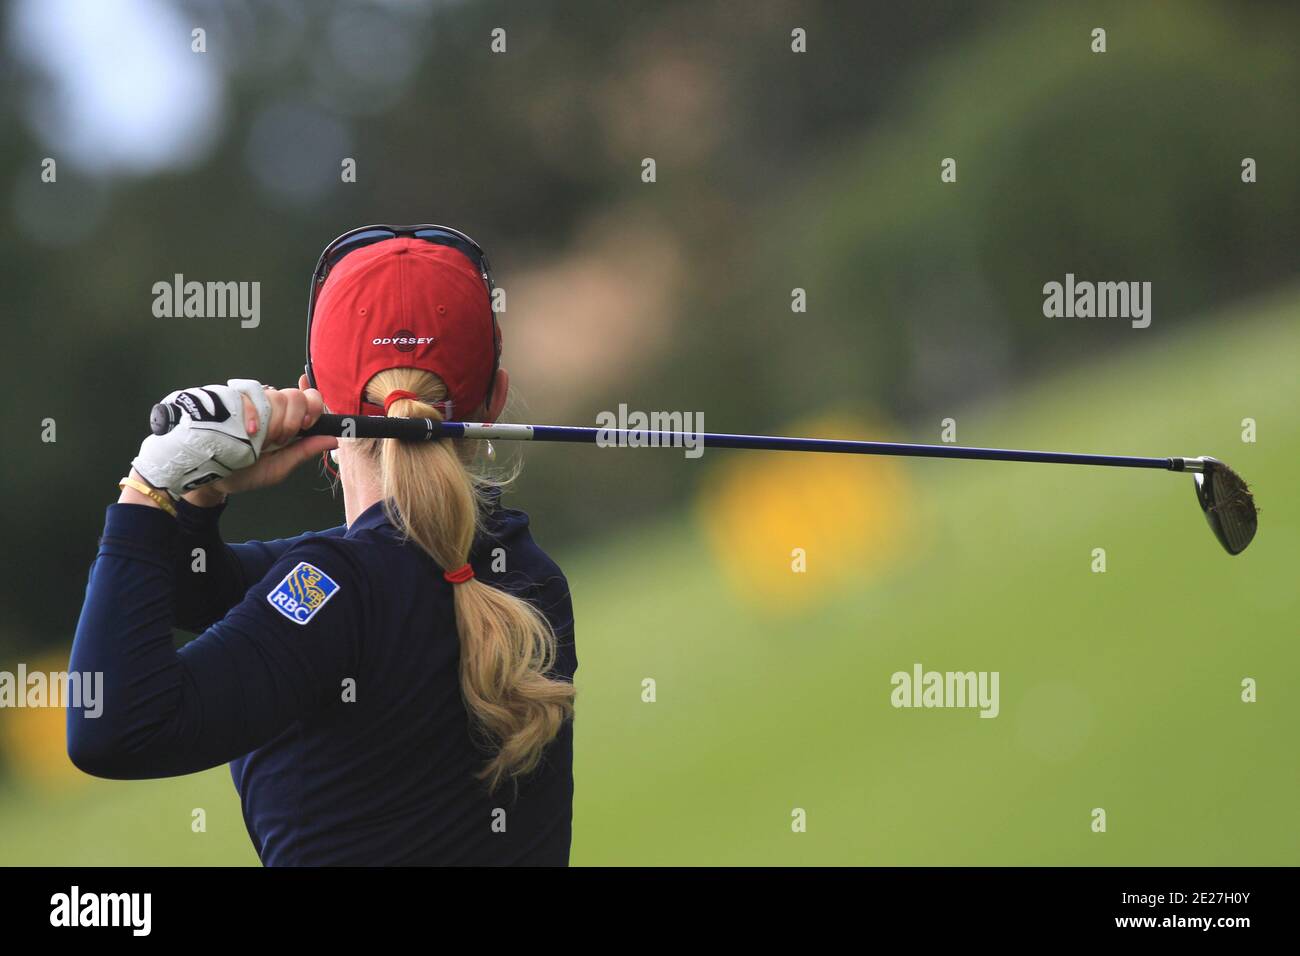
[696, 414, 913, 608]
[0, 651, 90, 792]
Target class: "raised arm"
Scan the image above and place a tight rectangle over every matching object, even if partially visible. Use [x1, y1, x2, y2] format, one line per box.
[171, 495, 344, 633]
[70, 379, 345, 774]
[69, 505, 364, 778]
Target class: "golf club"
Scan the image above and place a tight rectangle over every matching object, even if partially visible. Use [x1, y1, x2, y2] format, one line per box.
[149, 405, 1260, 556]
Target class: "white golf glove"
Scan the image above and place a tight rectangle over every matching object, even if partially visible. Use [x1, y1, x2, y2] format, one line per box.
[132, 379, 272, 497]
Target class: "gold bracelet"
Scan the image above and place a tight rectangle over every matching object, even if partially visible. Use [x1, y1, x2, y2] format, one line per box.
[119, 476, 178, 517]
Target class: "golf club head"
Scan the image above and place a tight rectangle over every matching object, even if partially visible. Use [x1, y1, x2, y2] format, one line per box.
[1192, 457, 1258, 555]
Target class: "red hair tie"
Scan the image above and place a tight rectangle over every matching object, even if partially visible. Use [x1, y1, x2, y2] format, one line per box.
[383, 389, 420, 414]
[444, 563, 475, 585]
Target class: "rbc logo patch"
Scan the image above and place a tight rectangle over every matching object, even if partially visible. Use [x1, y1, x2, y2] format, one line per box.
[267, 561, 340, 625]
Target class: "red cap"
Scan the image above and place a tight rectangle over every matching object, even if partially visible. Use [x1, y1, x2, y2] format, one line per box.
[310, 237, 498, 417]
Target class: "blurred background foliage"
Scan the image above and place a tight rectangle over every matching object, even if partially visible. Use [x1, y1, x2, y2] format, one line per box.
[1, 0, 1297, 864]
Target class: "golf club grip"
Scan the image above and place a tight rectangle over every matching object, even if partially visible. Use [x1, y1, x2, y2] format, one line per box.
[301, 414, 446, 440]
[148, 404, 452, 440]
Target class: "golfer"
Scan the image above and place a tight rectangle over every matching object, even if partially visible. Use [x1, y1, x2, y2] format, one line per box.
[68, 226, 578, 865]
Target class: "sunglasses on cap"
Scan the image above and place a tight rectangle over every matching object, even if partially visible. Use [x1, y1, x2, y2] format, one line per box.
[303, 223, 502, 409]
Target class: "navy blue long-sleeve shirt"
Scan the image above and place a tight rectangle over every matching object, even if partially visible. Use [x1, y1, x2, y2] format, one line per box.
[68, 490, 576, 866]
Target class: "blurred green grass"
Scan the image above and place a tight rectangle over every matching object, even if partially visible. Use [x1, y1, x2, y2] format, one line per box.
[3, 291, 1296, 865]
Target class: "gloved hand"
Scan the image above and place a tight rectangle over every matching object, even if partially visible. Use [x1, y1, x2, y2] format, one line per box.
[131, 380, 271, 497]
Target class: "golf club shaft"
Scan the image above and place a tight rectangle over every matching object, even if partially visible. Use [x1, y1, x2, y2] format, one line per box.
[294, 414, 1188, 471]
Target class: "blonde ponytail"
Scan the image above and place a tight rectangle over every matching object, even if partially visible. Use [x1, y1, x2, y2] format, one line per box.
[359, 368, 575, 791]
